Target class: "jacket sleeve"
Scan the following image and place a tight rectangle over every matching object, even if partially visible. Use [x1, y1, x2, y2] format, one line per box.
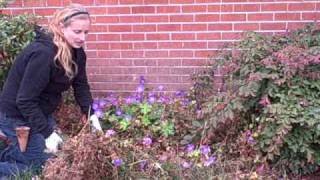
[16, 48, 54, 138]
[72, 49, 93, 115]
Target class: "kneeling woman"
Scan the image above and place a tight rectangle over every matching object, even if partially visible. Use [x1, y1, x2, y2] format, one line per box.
[0, 4, 93, 177]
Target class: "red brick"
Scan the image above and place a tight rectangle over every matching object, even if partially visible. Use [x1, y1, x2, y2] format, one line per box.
[46, 0, 62, 6]
[196, 33, 221, 40]
[95, 0, 118, 5]
[97, 34, 121, 41]
[158, 24, 181, 31]
[275, 13, 301, 21]
[181, 58, 207, 66]
[287, 22, 308, 30]
[121, 50, 143, 58]
[195, 14, 220, 22]
[121, 34, 145, 41]
[145, 51, 169, 57]
[119, 0, 143, 4]
[302, 13, 319, 21]
[133, 59, 157, 66]
[107, 7, 131, 14]
[158, 59, 181, 66]
[34, 8, 58, 16]
[91, 25, 108, 32]
[234, 4, 260, 12]
[234, 23, 259, 31]
[195, 50, 217, 57]
[11, 9, 34, 15]
[109, 59, 133, 66]
[170, 0, 194, 4]
[288, 3, 315, 11]
[125, 67, 147, 74]
[133, 25, 156, 32]
[95, 16, 119, 23]
[62, 0, 94, 6]
[170, 15, 194, 22]
[221, 14, 246, 21]
[110, 43, 133, 49]
[222, 0, 249, 2]
[221, 4, 234, 12]
[86, 42, 110, 50]
[144, 0, 169, 4]
[1, 9, 11, 15]
[146, 34, 170, 40]
[182, 24, 207, 31]
[208, 5, 220, 12]
[208, 23, 232, 31]
[183, 42, 207, 49]
[248, 13, 273, 21]
[169, 50, 193, 57]
[260, 23, 286, 30]
[133, 42, 157, 49]
[261, 3, 287, 11]
[120, 16, 143, 23]
[132, 6, 155, 14]
[145, 15, 169, 22]
[221, 32, 242, 40]
[86, 34, 97, 41]
[97, 51, 121, 58]
[172, 33, 195, 40]
[170, 68, 195, 74]
[158, 42, 183, 49]
[182, 5, 206, 13]
[156, 6, 180, 13]
[88, 7, 107, 15]
[23, 0, 46, 7]
[109, 25, 132, 32]
[147, 67, 170, 74]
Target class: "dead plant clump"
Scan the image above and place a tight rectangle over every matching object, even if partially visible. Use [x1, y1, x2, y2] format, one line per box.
[42, 128, 117, 180]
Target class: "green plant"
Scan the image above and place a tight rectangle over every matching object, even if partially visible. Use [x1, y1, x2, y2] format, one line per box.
[195, 23, 320, 175]
[0, 14, 36, 90]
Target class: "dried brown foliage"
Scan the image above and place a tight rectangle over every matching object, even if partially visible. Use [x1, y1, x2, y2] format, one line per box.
[43, 128, 115, 180]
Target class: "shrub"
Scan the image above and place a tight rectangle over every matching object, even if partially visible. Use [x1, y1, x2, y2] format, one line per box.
[0, 14, 36, 90]
[195, 23, 320, 175]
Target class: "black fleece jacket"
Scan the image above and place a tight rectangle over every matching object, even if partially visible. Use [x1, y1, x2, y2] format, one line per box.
[0, 28, 93, 138]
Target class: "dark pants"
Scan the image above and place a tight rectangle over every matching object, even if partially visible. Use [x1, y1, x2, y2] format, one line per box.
[0, 113, 55, 178]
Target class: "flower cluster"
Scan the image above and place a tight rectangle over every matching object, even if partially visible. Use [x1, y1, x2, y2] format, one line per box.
[181, 144, 217, 168]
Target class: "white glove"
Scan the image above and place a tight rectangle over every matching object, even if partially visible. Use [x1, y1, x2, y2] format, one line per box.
[45, 132, 63, 154]
[90, 114, 103, 133]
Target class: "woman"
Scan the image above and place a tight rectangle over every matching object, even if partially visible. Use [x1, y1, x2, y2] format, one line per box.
[0, 4, 93, 177]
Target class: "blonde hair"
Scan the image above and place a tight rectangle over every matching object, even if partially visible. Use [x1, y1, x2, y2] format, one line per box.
[48, 4, 90, 79]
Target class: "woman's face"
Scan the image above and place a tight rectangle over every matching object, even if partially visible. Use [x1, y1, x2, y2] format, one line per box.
[61, 18, 90, 48]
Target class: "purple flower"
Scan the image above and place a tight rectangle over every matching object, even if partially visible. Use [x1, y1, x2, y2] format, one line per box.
[139, 160, 148, 171]
[105, 129, 116, 137]
[181, 161, 192, 169]
[125, 96, 135, 104]
[203, 156, 216, 167]
[139, 76, 145, 85]
[148, 96, 156, 104]
[247, 136, 255, 144]
[94, 109, 103, 118]
[137, 85, 144, 93]
[112, 158, 123, 167]
[99, 100, 107, 107]
[92, 102, 99, 110]
[175, 90, 186, 97]
[124, 114, 132, 121]
[115, 109, 122, 116]
[200, 145, 211, 155]
[186, 144, 195, 153]
[142, 137, 153, 146]
[158, 85, 164, 91]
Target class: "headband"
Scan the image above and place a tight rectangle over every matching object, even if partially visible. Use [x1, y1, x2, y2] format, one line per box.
[63, 11, 89, 22]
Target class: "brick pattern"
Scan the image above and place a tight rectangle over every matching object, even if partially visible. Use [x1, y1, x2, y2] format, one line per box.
[1, 0, 319, 96]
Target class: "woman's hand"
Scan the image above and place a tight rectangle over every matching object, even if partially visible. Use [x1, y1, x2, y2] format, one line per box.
[80, 114, 87, 124]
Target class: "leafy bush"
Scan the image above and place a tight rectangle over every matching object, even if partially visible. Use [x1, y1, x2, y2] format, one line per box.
[195, 23, 320, 175]
[0, 14, 36, 90]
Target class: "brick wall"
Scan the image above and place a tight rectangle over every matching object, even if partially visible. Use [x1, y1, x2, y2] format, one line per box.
[1, 0, 319, 96]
